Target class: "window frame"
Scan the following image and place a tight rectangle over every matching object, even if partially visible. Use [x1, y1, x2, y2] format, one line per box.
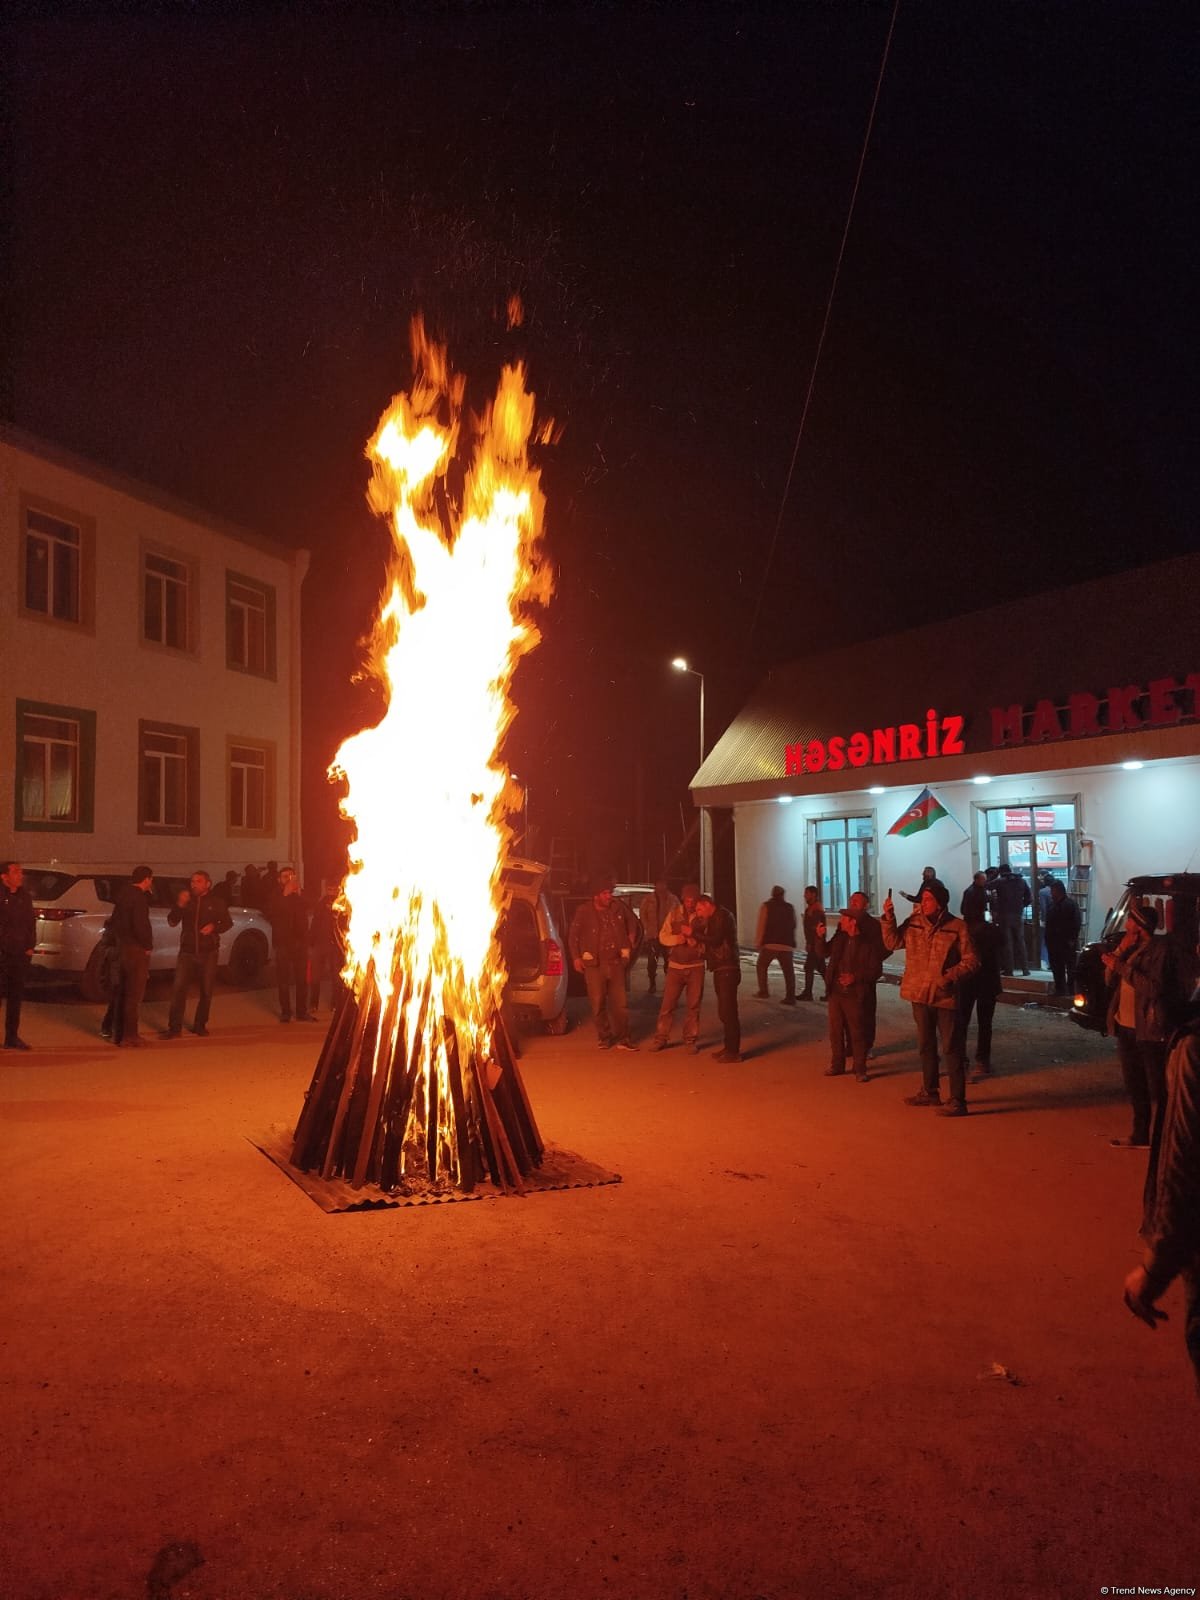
[226, 735, 276, 838]
[17, 493, 97, 634]
[225, 569, 277, 680]
[13, 698, 97, 834]
[140, 540, 197, 656]
[137, 719, 200, 836]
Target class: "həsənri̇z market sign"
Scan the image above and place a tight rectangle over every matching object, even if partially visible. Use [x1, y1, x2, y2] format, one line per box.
[782, 674, 1200, 777]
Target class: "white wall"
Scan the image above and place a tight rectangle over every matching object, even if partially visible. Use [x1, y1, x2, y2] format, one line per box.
[0, 438, 305, 876]
[733, 756, 1200, 945]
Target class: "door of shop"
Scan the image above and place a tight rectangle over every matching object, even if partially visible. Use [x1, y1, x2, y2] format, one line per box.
[982, 804, 1077, 971]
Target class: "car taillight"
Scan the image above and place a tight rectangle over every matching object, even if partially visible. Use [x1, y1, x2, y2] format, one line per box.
[37, 908, 85, 921]
[543, 938, 564, 976]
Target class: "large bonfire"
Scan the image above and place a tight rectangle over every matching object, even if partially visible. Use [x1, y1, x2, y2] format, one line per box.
[291, 311, 553, 1195]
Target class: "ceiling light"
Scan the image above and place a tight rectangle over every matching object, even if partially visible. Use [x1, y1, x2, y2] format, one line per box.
[1122, 760, 1144, 771]
[868, 786, 885, 796]
[972, 775, 992, 785]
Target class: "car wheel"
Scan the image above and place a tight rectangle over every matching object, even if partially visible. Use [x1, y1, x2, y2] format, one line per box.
[226, 931, 268, 988]
[80, 944, 113, 1004]
[545, 1005, 569, 1036]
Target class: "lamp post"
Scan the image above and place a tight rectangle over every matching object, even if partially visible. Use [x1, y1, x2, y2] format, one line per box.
[672, 657, 711, 892]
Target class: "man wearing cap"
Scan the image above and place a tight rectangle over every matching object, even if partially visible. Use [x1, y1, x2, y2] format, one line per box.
[820, 891, 886, 1082]
[650, 882, 707, 1053]
[568, 878, 640, 1051]
[1103, 902, 1193, 1149]
[882, 879, 979, 1116]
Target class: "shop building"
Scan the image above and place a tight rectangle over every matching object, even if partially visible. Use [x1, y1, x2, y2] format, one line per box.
[0, 424, 309, 877]
[692, 554, 1200, 969]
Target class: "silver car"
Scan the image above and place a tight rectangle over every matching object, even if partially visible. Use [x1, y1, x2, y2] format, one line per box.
[26, 866, 274, 1000]
[499, 857, 570, 1034]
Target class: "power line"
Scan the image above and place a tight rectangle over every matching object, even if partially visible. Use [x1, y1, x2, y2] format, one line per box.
[747, 0, 901, 650]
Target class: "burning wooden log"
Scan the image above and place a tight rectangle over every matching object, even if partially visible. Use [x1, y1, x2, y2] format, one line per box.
[290, 966, 543, 1197]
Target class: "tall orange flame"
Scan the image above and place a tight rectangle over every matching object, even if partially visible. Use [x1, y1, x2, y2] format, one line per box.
[329, 315, 552, 1182]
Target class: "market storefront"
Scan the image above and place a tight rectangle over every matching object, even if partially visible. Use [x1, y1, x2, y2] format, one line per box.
[691, 555, 1200, 965]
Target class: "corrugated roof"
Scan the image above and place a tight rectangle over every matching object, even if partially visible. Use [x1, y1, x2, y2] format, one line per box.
[693, 553, 1200, 800]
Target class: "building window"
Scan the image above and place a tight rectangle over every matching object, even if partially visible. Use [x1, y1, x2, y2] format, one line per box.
[228, 739, 275, 835]
[811, 813, 876, 913]
[144, 551, 191, 650]
[138, 720, 199, 835]
[226, 571, 276, 679]
[19, 498, 97, 629]
[14, 699, 97, 833]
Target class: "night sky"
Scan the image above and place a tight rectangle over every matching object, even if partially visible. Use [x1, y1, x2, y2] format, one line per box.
[5, 3, 1196, 879]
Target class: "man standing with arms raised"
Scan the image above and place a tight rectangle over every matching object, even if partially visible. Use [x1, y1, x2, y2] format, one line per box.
[882, 879, 979, 1116]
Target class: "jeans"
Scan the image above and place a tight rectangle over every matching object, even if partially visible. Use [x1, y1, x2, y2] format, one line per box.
[828, 985, 871, 1074]
[583, 961, 629, 1044]
[801, 944, 826, 998]
[644, 940, 667, 989]
[1046, 937, 1077, 996]
[712, 970, 741, 1054]
[1, 949, 29, 1043]
[912, 1002, 967, 1103]
[119, 943, 151, 1041]
[655, 963, 705, 1044]
[1115, 1026, 1167, 1144]
[168, 949, 218, 1032]
[755, 948, 795, 1000]
[956, 985, 996, 1066]
[1000, 916, 1028, 975]
[276, 946, 308, 1018]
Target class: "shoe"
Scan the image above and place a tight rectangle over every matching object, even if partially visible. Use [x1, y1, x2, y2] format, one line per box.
[855, 1072, 869, 1083]
[117, 1036, 146, 1049]
[798, 992, 813, 1002]
[969, 1065, 991, 1084]
[688, 1042, 701, 1055]
[99, 1028, 112, 1041]
[297, 1013, 317, 1022]
[649, 1039, 666, 1052]
[162, 1028, 182, 1039]
[712, 1050, 742, 1064]
[904, 1090, 941, 1107]
[597, 1039, 614, 1050]
[937, 1100, 968, 1117]
[754, 990, 769, 999]
[3, 1038, 31, 1051]
[823, 1066, 846, 1077]
[191, 1026, 209, 1038]
[616, 1038, 639, 1052]
[817, 993, 828, 1002]
[780, 998, 797, 1007]
[1110, 1136, 1150, 1149]
[281, 1015, 292, 1023]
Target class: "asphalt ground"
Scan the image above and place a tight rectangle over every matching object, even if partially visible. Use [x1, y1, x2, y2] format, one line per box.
[2, 972, 1197, 1600]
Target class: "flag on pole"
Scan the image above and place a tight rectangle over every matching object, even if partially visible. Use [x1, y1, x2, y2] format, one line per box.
[887, 787, 951, 837]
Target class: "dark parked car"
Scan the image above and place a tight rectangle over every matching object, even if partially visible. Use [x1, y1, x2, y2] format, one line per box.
[1070, 873, 1200, 1033]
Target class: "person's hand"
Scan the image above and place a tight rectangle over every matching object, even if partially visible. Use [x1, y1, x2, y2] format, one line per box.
[680, 923, 692, 938]
[200, 923, 215, 937]
[572, 959, 584, 974]
[816, 922, 826, 939]
[176, 890, 191, 907]
[883, 895, 894, 915]
[838, 972, 854, 988]
[620, 947, 630, 961]
[1123, 1266, 1168, 1329]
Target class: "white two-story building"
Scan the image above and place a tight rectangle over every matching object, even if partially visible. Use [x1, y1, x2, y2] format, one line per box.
[0, 425, 308, 878]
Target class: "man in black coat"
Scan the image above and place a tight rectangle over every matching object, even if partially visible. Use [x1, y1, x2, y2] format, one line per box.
[820, 893, 885, 1082]
[696, 893, 743, 1063]
[1044, 880, 1082, 996]
[110, 866, 155, 1047]
[164, 870, 233, 1037]
[270, 866, 313, 1022]
[957, 914, 1003, 1080]
[0, 861, 37, 1051]
[993, 863, 1031, 976]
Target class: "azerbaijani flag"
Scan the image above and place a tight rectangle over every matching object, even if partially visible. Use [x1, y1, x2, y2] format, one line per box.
[887, 786, 950, 837]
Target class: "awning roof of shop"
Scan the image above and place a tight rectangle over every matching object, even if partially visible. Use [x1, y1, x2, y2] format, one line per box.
[691, 553, 1200, 804]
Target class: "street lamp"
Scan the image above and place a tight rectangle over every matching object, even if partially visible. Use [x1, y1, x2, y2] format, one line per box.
[671, 657, 710, 891]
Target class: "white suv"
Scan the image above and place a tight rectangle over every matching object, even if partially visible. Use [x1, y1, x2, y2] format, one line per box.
[26, 866, 275, 1000]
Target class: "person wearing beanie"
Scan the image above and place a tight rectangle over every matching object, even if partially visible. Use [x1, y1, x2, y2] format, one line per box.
[881, 879, 979, 1115]
[754, 884, 797, 1004]
[651, 882, 707, 1053]
[819, 892, 885, 1082]
[1103, 900, 1194, 1149]
[567, 877, 641, 1052]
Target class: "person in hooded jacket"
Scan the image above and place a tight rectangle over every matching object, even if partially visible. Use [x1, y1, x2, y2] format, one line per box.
[882, 879, 979, 1116]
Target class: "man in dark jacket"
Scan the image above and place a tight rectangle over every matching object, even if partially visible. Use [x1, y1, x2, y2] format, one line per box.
[696, 893, 742, 1063]
[960, 871, 989, 925]
[957, 913, 1003, 1080]
[270, 866, 313, 1022]
[1123, 997, 1200, 1393]
[0, 861, 37, 1051]
[994, 863, 1031, 976]
[820, 892, 885, 1082]
[754, 885, 797, 1004]
[568, 877, 639, 1051]
[1104, 904, 1193, 1148]
[882, 880, 979, 1116]
[652, 883, 707, 1052]
[799, 885, 827, 1002]
[164, 870, 233, 1037]
[1043, 880, 1082, 996]
[110, 866, 155, 1047]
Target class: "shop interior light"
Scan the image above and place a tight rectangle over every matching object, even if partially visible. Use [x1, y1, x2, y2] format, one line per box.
[1122, 760, 1145, 771]
[972, 775, 993, 785]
